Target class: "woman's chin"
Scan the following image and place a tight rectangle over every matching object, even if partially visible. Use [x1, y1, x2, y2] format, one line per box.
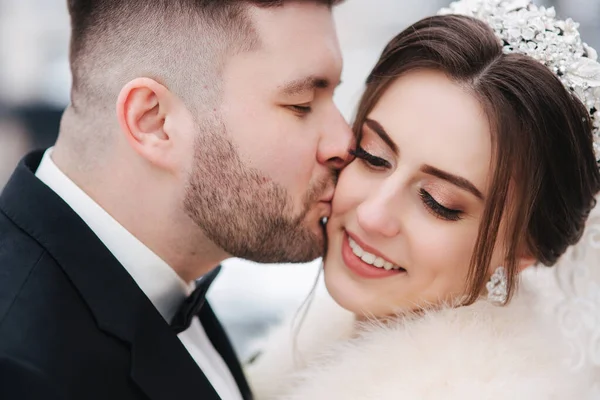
[323, 258, 426, 319]
[323, 260, 380, 318]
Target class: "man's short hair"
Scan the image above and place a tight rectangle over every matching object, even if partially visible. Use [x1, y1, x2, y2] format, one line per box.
[66, 0, 344, 111]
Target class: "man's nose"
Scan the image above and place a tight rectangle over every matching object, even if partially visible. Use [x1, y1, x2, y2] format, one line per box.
[317, 106, 354, 171]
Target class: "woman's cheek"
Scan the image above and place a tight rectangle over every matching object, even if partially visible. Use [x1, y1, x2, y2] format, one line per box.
[331, 163, 372, 216]
[412, 222, 477, 290]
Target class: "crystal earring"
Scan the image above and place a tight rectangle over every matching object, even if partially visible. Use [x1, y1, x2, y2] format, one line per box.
[486, 266, 507, 305]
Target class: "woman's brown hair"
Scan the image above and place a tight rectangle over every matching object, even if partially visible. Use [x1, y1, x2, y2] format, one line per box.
[354, 15, 600, 304]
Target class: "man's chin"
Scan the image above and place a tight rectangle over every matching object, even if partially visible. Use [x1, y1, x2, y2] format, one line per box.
[302, 223, 328, 261]
[230, 225, 325, 264]
[278, 223, 326, 263]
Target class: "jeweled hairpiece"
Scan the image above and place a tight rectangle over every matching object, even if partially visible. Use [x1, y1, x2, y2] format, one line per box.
[439, 0, 600, 160]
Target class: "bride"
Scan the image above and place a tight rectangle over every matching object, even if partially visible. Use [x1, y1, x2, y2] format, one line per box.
[246, 1, 600, 399]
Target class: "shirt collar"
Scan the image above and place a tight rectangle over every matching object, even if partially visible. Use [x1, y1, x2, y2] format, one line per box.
[35, 148, 194, 322]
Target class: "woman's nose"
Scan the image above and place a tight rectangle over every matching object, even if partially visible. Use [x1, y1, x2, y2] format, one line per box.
[356, 192, 402, 238]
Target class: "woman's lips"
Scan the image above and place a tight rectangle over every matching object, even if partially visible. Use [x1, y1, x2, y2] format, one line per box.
[341, 231, 404, 279]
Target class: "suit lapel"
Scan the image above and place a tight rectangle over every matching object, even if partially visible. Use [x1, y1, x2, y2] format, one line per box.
[130, 306, 221, 400]
[0, 151, 221, 400]
[200, 304, 253, 400]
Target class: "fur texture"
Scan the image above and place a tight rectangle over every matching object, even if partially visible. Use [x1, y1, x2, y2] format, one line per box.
[246, 283, 595, 400]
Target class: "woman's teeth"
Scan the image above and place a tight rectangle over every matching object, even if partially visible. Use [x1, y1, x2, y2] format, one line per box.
[348, 237, 402, 271]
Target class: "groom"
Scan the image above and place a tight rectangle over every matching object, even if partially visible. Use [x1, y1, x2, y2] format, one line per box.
[0, 1, 350, 399]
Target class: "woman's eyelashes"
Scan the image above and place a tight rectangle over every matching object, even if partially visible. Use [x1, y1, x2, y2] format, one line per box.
[350, 145, 463, 221]
[419, 189, 463, 221]
[288, 104, 312, 116]
[349, 146, 392, 169]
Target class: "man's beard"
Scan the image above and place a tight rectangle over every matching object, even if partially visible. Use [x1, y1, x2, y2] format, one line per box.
[183, 116, 332, 263]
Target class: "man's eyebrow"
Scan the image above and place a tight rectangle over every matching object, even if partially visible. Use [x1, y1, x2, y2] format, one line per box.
[280, 76, 338, 96]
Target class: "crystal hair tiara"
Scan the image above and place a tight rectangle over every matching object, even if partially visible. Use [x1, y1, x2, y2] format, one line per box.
[439, 0, 600, 160]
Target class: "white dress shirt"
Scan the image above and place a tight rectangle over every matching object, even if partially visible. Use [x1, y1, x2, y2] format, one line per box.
[35, 148, 243, 400]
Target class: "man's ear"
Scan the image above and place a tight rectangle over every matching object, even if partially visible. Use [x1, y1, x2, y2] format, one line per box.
[116, 77, 176, 170]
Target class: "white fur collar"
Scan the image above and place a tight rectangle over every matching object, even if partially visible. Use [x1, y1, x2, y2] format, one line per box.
[247, 284, 595, 400]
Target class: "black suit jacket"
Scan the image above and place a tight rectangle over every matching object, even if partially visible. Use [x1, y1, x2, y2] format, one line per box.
[0, 151, 252, 400]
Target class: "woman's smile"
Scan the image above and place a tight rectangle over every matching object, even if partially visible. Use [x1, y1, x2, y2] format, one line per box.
[341, 230, 406, 279]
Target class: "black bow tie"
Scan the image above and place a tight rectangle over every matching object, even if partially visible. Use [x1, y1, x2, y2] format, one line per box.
[170, 265, 222, 334]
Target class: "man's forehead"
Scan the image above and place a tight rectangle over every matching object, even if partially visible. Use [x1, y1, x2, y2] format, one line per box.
[228, 3, 343, 91]
[251, 40, 342, 94]
[250, 1, 340, 53]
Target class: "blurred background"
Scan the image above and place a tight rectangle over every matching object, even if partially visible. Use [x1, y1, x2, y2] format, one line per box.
[1, 0, 599, 359]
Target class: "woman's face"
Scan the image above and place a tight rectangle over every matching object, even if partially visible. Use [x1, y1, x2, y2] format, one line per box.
[324, 69, 504, 318]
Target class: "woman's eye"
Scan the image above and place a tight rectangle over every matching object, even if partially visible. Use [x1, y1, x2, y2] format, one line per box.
[419, 189, 463, 221]
[349, 146, 391, 169]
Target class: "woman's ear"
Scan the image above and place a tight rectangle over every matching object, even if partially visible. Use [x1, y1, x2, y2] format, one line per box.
[516, 246, 537, 273]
